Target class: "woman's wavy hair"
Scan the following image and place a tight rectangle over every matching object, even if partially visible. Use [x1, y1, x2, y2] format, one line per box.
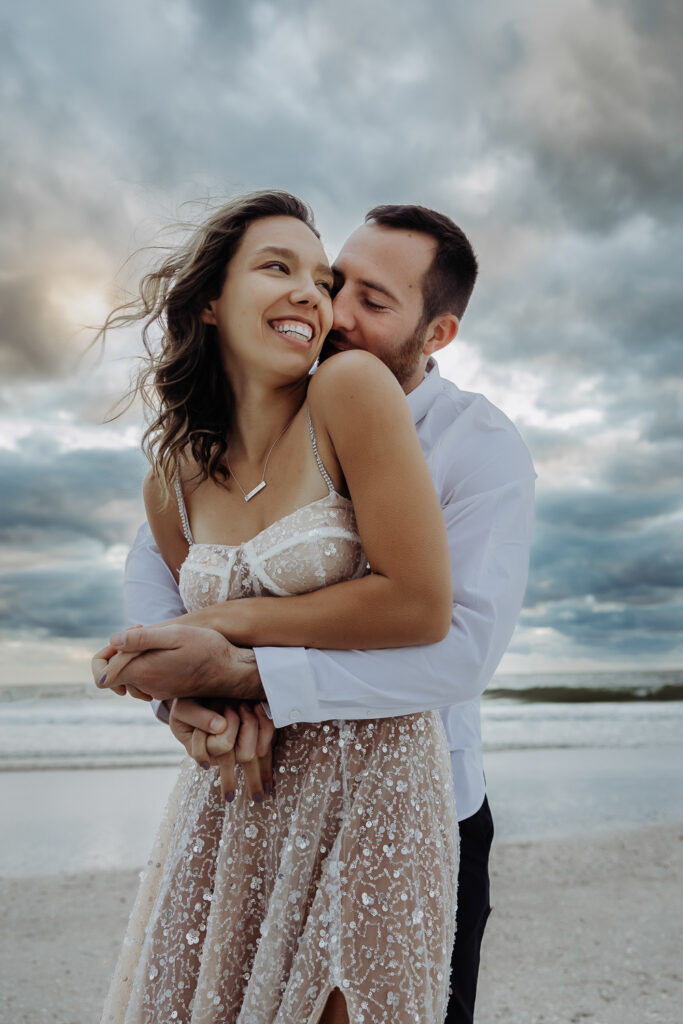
[99, 190, 320, 495]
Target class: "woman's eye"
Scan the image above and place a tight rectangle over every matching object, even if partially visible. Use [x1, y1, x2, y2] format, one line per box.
[264, 261, 288, 272]
[318, 281, 333, 294]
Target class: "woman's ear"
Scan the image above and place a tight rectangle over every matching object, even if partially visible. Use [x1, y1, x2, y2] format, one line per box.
[201, 301, 217, 326]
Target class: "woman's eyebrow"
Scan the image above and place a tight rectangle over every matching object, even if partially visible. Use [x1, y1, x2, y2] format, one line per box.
[255, 246, 333, 280]
[254, 245, 296, 260]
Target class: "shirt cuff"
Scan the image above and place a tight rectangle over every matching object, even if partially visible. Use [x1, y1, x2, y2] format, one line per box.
[254, 646, 321, 728]
[151, 699, 170, 724]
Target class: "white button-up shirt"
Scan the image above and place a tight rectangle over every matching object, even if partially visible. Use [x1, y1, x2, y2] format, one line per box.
[125, 359, 536, 820]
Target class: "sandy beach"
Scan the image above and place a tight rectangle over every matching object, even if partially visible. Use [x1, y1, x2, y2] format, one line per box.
[2, 820, 681, 1024]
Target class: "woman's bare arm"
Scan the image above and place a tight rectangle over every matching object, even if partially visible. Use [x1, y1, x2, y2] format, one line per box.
[146, 350, 452, 650]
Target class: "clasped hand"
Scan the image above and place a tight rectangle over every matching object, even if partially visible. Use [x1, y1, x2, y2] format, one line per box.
[168, 697, 276, 805]
[91, 624, 276, 804]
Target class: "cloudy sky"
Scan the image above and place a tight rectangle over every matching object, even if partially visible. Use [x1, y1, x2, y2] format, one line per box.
[1, 0, 682, 684]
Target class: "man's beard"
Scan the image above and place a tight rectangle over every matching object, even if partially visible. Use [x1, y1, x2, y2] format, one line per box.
[319, 320, 427, 388]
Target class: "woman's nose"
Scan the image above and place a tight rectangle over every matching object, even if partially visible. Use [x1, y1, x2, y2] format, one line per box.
[290, 275, 320, 305]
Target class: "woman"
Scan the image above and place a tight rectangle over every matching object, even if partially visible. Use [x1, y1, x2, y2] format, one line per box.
[99, 191, 458, 1024]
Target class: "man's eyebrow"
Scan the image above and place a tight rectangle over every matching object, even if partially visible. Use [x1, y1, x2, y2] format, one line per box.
[332, 265, 399, 305]
[255, 246, 333, 280]
[360, 278, 400, 304]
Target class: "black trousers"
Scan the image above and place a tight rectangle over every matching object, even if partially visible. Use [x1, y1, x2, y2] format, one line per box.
[444, 795, 494, 1023]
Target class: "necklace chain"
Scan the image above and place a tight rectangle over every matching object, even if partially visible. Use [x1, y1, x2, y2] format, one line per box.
[224, 413, 297, 502]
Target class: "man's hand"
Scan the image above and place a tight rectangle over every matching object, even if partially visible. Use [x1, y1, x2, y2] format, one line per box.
[169, 698, 276, 803]
[93, 624, 266, 703]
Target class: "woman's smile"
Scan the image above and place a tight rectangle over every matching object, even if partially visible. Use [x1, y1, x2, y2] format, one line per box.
[268, 316, 316, 348]
[203, 215, 333, 378]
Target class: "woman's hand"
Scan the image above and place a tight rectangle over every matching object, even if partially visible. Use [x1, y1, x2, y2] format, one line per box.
[91, 626, 151, 700]
[100, 648, 147, 694]
[170, 699, 276, 803]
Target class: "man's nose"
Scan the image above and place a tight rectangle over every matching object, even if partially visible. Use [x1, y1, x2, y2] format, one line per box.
[331, 288, 354, 332]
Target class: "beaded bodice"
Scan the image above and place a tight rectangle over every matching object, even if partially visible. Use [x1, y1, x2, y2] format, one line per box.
[175, 410, 367, 606]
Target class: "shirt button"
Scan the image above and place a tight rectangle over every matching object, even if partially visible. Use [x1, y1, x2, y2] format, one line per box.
[289, 708, 302, 722]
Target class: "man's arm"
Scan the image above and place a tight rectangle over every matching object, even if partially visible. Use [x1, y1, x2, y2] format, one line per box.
[259, 468, 535, 726]
[125, 523, 188, 624]
[125, 523, 188, 722]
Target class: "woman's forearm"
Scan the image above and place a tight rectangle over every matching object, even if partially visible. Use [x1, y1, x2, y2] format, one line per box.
[174, 571, 452, 650]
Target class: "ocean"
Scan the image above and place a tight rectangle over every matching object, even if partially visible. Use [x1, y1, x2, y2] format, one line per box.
[2, 670, 682, 875]
[1, 669, 682, 771]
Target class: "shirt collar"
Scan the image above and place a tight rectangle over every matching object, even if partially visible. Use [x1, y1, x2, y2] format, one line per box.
[407, 357, 442, 426]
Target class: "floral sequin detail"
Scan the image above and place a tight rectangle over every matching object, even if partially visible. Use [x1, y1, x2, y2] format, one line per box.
[179, 494, 367, 606]
[100, 494, 458, 1024]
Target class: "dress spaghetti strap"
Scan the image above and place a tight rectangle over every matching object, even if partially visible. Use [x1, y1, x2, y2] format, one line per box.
[307, 408, 335, 495]
[174, 476, 194, 545]
[174, 414, 331, 546]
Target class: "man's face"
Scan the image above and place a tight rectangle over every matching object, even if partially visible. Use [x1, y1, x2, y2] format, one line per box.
[323, 223, 437, 393]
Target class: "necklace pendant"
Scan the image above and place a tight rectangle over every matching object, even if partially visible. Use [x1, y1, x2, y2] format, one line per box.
[243, 480, 267, 502]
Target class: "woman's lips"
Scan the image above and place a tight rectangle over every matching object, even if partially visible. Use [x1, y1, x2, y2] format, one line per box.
[269, 318, 315, 346]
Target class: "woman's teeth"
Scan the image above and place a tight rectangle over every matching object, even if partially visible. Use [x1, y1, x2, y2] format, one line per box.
[272, 321, 313, 342]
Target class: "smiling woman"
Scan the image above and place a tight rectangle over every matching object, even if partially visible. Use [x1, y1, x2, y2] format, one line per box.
[95, 190, 457, 1024]
[95, 191, 328, 494]
[197, 219, 334, 407]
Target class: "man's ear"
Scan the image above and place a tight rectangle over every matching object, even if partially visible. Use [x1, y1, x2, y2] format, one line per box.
[422, 313, 459, 356]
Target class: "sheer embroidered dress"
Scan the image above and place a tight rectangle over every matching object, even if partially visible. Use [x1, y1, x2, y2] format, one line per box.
[101, 412, 458, 1024]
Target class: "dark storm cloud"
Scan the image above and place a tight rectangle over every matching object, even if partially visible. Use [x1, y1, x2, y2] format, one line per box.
[4, 0, 682, 380]
[519, 596, 683, 656]
[470, 217, 683, 388]
[0, 438, 146, 638]
[478, 0, 683, 233]
[535, 488, 682, 535]
[1, 0, 681, 664]
[0, 560, 124, 638]
[0, 439, 147, 550]
[526, 485, 683, 629]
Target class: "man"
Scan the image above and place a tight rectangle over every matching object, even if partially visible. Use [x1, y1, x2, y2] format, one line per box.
[97, 204, 536, 1022]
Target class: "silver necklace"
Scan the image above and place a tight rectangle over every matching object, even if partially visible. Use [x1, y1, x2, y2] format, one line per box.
[224, 414, 297, 502]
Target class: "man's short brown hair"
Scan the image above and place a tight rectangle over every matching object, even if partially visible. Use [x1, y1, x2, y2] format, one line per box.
[365, 204, 478, 324]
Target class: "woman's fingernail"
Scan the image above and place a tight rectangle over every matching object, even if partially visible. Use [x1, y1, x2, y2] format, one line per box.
[110, 632, 124, 646]
[263, 781, 272, 795]
[210, 717, 224, 732]
[97, 673, 107, 687]
[225, 791, 235, 803]
[253, 792, 263, 803]
[200, 761, 210, 770]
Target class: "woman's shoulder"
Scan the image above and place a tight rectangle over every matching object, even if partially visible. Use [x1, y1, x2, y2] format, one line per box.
[143, 443, 201, 509]
[308, 349, 403, 412]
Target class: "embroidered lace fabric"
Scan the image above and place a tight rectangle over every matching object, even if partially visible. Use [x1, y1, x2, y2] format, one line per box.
[101, 430, 458, 1024]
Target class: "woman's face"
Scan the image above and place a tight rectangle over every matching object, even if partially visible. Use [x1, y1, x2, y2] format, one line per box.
[203, 215, 334, 384]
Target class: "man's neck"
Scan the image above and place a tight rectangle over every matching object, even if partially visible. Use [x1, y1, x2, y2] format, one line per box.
[402, 357, 433, 396]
